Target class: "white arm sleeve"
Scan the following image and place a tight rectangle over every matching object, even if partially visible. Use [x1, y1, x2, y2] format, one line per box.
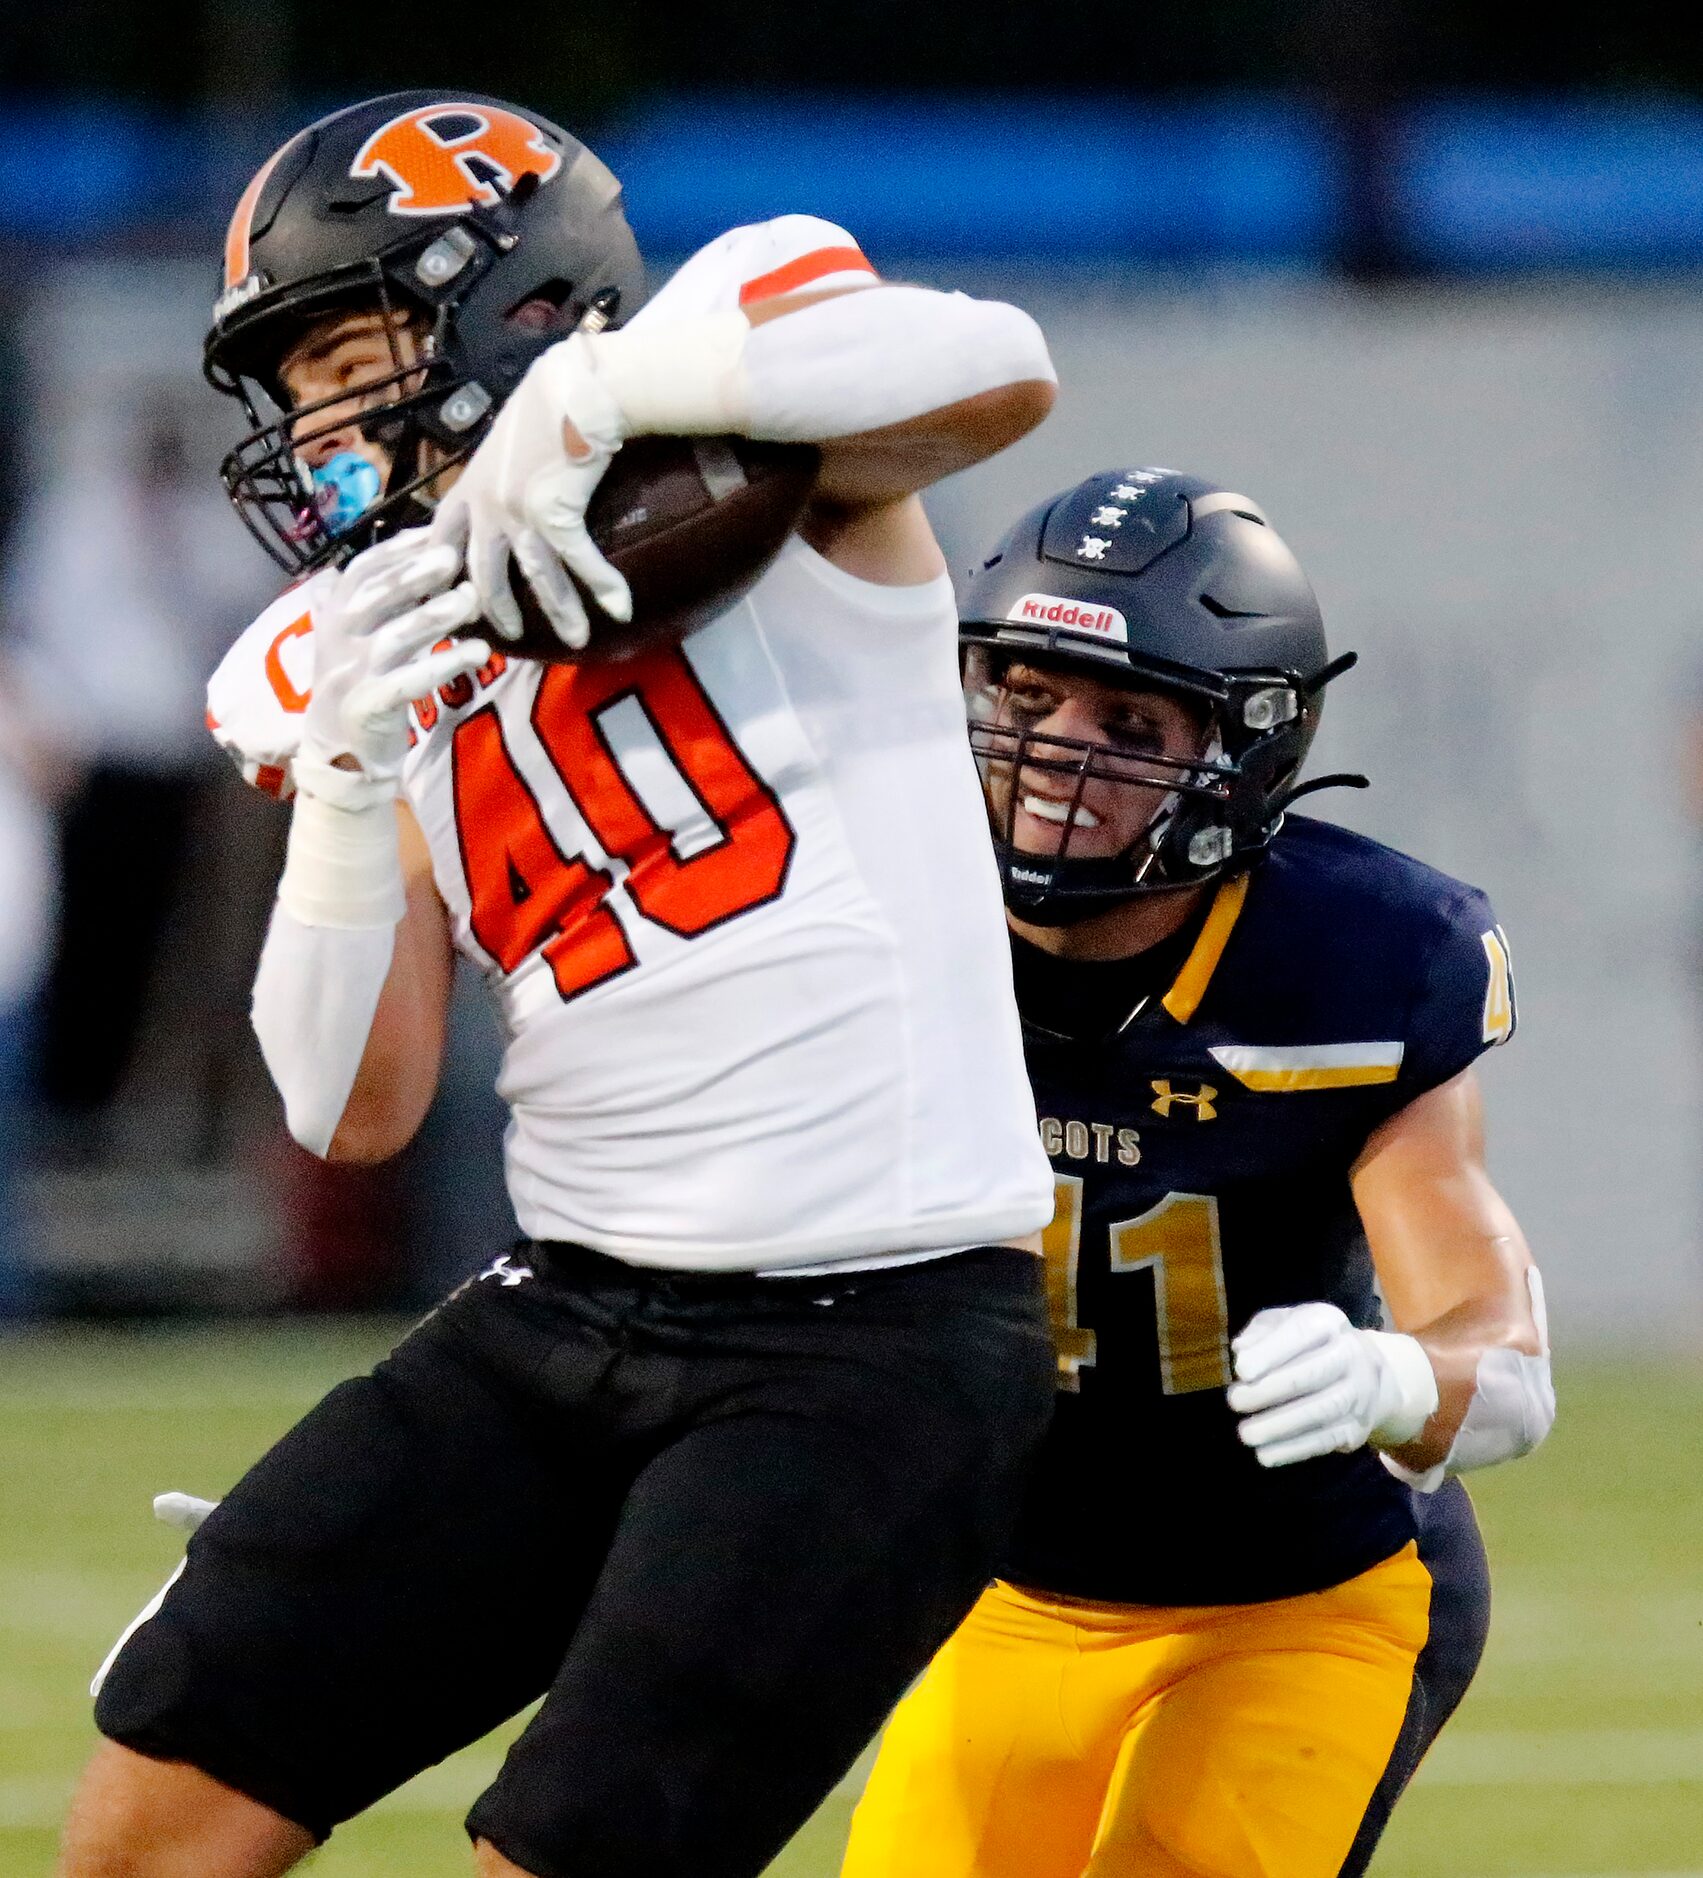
[251, 786, 405, 1158]
[741, 284, 1056, 441]
[587, 285, 1055, 443]
[252, 909, 395, 1158]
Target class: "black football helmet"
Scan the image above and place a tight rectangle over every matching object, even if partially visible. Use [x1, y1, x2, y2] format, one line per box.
[960, 467, 1358, 923]
[205, 91, 647, 573]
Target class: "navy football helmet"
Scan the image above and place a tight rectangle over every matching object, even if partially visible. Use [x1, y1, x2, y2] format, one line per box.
[960, 468, 1358, 923]
[205, 91, 647, 573]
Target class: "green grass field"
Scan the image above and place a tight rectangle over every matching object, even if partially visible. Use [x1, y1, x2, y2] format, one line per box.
[2, 1323, 1699, 1877]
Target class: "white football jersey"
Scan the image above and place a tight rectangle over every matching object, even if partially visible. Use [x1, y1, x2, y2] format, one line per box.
[208, 216, 1053, 1270]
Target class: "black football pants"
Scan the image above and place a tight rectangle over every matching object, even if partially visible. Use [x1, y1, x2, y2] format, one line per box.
[95, 1240, 1055, 1878]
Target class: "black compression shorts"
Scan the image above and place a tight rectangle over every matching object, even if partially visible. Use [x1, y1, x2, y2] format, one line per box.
[94, 1241, 1054, 1878]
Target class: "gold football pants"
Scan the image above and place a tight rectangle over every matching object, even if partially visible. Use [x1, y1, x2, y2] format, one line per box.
[840, 1543, 1432, 1878]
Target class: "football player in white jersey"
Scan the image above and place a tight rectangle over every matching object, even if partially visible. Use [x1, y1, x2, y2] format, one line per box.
[64, 92, 1059, 1878]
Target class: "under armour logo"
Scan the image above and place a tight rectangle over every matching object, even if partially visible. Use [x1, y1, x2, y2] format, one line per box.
[478, 1253, 534, 1287]
[1150, 1079, 1218, 1121]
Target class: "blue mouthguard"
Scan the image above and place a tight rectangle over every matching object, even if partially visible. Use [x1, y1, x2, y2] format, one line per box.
[311, 451, 384, 537]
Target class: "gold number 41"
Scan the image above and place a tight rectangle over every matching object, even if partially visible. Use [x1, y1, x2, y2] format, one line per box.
[1042, 1177, 1231, 1395]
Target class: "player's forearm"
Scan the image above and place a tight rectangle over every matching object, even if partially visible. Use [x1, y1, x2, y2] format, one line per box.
[1354, 1072, 1555, 1480]
[583, 284, 1057, 495]
[1381, 1270, 1552, 1475]
[253, 796, 448, 1160]
[326, 866, 454, 1163]
[739, 284, 1056, 493]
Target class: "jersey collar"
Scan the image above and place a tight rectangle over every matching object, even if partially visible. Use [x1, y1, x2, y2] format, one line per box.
[1161, 872, 1251, 1025]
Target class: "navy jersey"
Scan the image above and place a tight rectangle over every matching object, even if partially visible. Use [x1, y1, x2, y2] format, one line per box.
[1004, 815, 1516, 1606]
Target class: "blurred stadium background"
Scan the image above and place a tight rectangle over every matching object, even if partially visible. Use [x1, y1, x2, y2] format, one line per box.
[1, 6, 1701, 1874]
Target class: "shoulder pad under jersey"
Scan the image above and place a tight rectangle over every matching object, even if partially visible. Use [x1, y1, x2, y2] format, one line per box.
[1401, 880, 1517, 1092]
[204, 572, 333, 800]
[635, 214, 877, 325]
[1238, 819, 1518, 1100]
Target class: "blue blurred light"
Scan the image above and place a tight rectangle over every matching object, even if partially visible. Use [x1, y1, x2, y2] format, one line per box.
[10, 92, 1703, 273]
[1399, 98, 1703, 268]
[0, 101, 159, 237]
[602, 93, 1336, 263]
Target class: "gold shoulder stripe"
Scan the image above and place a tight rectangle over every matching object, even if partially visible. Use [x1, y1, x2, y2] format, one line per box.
[1162, 874, 1250, 1025]
[1208, 1042, 1405, 1092]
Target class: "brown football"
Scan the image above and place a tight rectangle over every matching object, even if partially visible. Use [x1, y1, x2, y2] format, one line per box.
[497, 435, 820, 663]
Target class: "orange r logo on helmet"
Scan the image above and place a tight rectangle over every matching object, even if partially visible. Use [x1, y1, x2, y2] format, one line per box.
[350, 103, 563, 217]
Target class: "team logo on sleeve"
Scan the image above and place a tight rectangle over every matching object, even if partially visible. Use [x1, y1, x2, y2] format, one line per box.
[1481, 927, 1516, 1044]
[350, 104, 563, 217]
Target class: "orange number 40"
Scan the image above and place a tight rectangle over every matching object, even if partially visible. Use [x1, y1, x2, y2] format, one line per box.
[450, 645, 796, 1002]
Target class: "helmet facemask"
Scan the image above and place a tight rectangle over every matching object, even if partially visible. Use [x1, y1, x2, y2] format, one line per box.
[965, 646, 1316, 925]
[209, 262, 503, 574]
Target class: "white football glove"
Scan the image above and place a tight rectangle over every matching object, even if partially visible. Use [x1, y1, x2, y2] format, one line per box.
[1227, 1301, 1439, 1469]
[153, 1492, 217, 1533]
[297, 528, 487, 809]
[430, 334, 633, 650]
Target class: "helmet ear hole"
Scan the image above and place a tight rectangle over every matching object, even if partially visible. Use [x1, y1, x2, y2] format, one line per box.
[507, 298, 566, 333]
[504, 278, 576, 330]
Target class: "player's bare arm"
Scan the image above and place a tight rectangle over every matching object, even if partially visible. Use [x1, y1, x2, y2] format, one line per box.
[1350, 1066, 1547, 1474]
[1229, 1059, 1552, 1480]
[324, 800, 455, 1163]
[1230, 1090, 1552, 1481]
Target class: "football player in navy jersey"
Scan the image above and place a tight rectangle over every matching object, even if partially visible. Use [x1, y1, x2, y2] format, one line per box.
[841, 469, 1555, 1878]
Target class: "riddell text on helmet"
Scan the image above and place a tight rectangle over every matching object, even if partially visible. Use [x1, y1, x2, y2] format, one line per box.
[1005, 593, 1129, 643]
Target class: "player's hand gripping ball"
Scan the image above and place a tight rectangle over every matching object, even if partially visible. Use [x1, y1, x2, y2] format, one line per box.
[520, 433, 821, 663]
[431, 337, 817, 664]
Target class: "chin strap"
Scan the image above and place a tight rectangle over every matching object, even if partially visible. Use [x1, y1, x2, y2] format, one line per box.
[1272, 654, 1366, 814]
[1278, 772, 1370, 811]
[1305, 650, 1359, 694]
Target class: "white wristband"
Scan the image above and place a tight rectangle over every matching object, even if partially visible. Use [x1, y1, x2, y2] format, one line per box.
[278, 787, 405, 930]
[1365, 1330, 1441, 1447]
[583, 312, 753, 437]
